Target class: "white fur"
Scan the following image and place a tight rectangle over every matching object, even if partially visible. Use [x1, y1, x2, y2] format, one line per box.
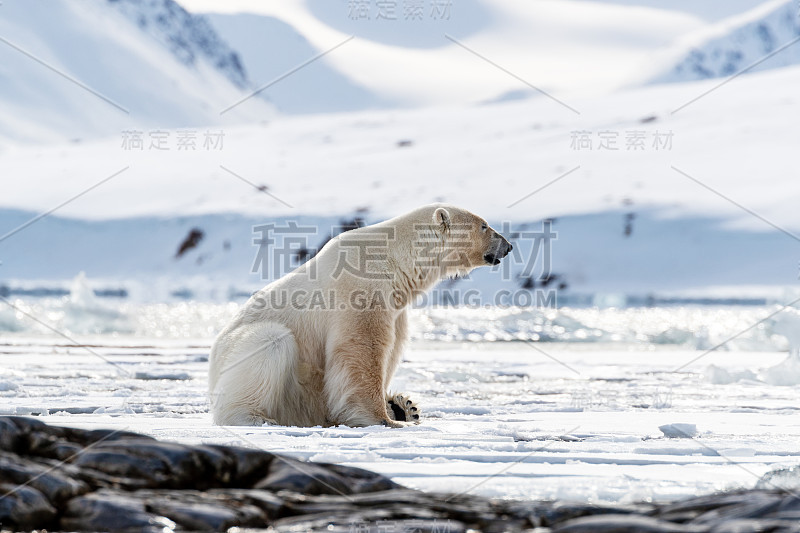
[209, 204, 507, 427]
[210, 321, 298, 425]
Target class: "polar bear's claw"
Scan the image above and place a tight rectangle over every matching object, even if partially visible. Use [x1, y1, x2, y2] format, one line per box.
[387, 392, 420, 424]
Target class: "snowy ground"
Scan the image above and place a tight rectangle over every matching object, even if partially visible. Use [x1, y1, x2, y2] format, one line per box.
[2, 320, 799, 504]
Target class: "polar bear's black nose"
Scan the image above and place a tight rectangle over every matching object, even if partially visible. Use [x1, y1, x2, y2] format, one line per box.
[485, 235, 512, 265]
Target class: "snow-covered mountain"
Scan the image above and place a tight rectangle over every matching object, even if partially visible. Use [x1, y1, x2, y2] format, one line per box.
[584, 0, 769, 23]
[205, 13, 388, 114]
[107, 0, 248, 89]
[651, 0, 800, 83]
[182, 0, 778, 110]
[186, 0, 707, 109]
[0, 0, 271, 143]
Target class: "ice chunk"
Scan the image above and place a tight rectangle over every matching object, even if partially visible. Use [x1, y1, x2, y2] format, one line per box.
[704, 365, 757, 384]
[760, 351, 800, 386]
[93, 405, 135, 415]
[756, 465, 800, 491]
[771, 309, 800, 351]
[134, 371, 191, 381]
[0, 381, 20, 391]
[705, 365, 733, 384]
[659, 423, 697, 438]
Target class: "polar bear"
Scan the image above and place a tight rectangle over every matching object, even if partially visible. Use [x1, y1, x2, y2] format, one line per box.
[208, 204, 512, 427]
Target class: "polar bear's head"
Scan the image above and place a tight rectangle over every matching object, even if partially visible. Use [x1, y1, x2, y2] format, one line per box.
[426, 204, 512, 278]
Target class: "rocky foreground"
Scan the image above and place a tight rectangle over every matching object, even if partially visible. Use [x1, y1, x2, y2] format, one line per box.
[0, 417, 798, 532]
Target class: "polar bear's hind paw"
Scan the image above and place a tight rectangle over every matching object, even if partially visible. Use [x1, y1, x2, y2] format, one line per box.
[387, 393, 420, 423]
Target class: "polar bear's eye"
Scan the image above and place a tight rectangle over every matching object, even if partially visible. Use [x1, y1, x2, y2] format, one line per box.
[481, 223, 488, 231]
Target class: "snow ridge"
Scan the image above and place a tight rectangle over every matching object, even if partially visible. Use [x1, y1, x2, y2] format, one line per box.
[655, 0, 800, 82]
[107, 0, 249, 88]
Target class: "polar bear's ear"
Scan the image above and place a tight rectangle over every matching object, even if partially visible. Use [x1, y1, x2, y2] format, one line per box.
[433, 207, 451, 231]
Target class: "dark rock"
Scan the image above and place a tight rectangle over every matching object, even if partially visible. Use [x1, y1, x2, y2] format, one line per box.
[204, 444, 273, 486]
[690, 491, 781, 524]
[60, 491, 176, 533]
[271, 508, 397, 531]
[48, 441, 89, 461]
[74, 439, 221, 489]
[282, 491, 445, 520]
[255, 455, 394, 495]
[148, 501, 241, 531]
[709, 518, 800, 533]
[140, 490, 266, 531]
[553, 514, 708, 532]
[0, 415, 150, 460]
[512, 500, 655, 528]
[0, 416, 56, 454]
[325, 463, 401, 493]
[1, 416, 800, 532]
[0, 451, 89, 503]
[771, 493, 800, 519]
[273, 513, 467, 532]
[65, 426, 155, 446]
[657, 490, 781, 523]
[72, 447, 173, 487]
[656, 490, 756, 519]
[206, 488, 285, 520]
[0, 482, 57, 529]
[175, 228, 204, 259]
[0, 417, 27, 451]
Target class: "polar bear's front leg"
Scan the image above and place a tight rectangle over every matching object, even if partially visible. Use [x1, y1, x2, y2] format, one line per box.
[324, 325, 404, 427]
